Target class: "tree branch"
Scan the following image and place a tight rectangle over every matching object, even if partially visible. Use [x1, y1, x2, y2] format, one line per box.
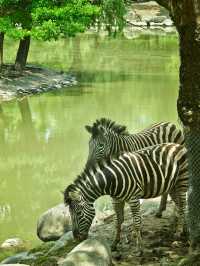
[154, 0, 171, 12]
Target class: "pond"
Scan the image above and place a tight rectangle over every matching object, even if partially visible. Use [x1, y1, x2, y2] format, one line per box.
[0, 32, 180, 246]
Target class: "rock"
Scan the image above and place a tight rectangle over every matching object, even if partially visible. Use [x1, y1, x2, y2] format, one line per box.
[148, 16, 167, 24]
[47, 231, 77, 255]
[0, 252, 29, 264]
[37, 204, 71, 242]
[59, 238, 112, 266]
[163, 18, 173, 26]
[0, 238, 24, 249]
[0, 251, 45, 265]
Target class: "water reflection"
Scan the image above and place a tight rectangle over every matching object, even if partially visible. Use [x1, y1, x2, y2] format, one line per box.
[0, 33, 180, 244]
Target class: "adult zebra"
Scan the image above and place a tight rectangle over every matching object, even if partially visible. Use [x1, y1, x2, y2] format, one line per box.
[85, 118, 185, 217]
[64, 143, 188, 252]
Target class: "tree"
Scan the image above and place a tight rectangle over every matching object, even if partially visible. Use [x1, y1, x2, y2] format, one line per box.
[150, 0, 200, 252]
[97, 0, 126, 36]
[0, 32, 4, 67]
[0, 0, 100, 71]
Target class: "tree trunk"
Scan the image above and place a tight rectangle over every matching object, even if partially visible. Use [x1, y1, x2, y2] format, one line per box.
[0, 32, 4, 68]
[154, 0, 200, 251]
[177, 22, 200, 250]
[15, 36, 31, 72]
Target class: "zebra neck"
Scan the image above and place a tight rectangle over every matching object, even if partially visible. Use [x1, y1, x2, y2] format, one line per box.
[76, 165, 112, 203]
[111, 133, 135, 153]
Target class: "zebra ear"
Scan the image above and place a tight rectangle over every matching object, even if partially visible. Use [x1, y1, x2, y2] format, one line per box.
[68, 189, 82, 201]
[85, 125, 93, 134]
[98, 125, 106, 136]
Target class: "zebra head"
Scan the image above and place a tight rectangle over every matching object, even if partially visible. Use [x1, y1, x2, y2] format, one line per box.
[64, 184, 95, 241]
[85, 118, 127, 167]
[85, 123, 110, 167]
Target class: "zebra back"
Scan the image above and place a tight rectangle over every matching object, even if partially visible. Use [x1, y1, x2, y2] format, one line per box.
[85, 118, 184, 166]
[66, 143, 187, 202]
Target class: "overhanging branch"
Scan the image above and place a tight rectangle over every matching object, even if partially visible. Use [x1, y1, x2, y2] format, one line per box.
[154, 0, 171, 12]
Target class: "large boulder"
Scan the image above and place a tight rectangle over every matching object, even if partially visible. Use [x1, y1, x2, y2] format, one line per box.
[37, 204, 71, 242]
[59, 238, 112, 266]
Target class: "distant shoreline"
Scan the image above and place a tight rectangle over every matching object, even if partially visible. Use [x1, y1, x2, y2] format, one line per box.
[0, 64, 77, 102]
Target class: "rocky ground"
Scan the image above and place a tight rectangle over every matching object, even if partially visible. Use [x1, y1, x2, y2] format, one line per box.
[123, 1, 175, 39]
[91, 199, 189, 266]
[0, 199, 193, 266]
[0, 64, 77, 101]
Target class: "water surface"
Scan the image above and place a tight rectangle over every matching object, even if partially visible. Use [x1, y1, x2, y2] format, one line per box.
[0, 33, 179, 245]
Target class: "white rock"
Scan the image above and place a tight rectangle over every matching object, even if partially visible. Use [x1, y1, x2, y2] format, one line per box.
[37, 203, 71, 241]
[163, 18, 173, 26]
[59, 238, 112, 266]
[0, 238, 23, 249]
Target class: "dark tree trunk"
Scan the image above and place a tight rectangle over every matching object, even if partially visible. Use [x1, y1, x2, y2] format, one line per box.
[15, 36, 31, 72]
[154, 0, 200, 251]
[0, 32, 4, 68]
[177, 23, 200, 250]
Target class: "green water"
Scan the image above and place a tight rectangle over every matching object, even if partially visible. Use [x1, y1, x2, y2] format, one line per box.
[0, 33, 180, 245]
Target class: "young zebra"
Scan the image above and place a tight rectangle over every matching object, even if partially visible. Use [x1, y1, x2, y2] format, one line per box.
[64, 143, 188, 252]
[85, 118, 185, 217]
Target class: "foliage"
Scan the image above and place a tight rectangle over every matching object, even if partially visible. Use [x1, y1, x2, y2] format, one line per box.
[0, 0, 100, 40]
[97, 0, 126, 36]
[178, 254, 200, 266]
[0, 0, 128, 40]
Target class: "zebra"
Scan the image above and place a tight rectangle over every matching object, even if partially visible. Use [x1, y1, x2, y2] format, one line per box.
[85, 118, 185, 217]
[64, 143, 188, 252]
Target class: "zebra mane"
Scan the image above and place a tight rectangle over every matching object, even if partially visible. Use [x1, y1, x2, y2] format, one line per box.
[90, 118, 128, 136]
[73, 158, 112, 187]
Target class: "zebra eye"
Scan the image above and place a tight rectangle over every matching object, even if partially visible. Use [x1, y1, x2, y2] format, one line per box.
[99, 143, 104, 147]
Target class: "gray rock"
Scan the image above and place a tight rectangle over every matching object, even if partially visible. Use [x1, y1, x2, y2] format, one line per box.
[47, 231, 77, 255]
[0, 252, 28, 264]
[37, 203, 71, 242]
[59, 238, 112, 266]
[149, 15, 167, 23]
[0, 238, 24, 249]
[0, 251, 42, 265]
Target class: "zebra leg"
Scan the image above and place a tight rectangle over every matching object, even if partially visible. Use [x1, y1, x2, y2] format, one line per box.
[111, 199, 125, 251]
[128, 198, 143, 254]
[169, 190, 186, 238]
[155, 193, 168, 218]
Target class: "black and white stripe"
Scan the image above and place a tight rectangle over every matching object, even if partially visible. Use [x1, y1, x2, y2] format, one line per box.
[85, 118, 184, 167]
[85, 118, 185, 218]
[64, 143, 188, 251]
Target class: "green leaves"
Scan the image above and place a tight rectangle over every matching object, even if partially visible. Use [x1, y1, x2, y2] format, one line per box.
[0, 0, 126, 40]
[0, 0, 100, 40]
[99, 0, 126, 36]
